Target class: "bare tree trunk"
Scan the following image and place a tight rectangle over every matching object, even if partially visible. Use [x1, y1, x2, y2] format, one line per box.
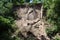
[41, 5, 43, 19]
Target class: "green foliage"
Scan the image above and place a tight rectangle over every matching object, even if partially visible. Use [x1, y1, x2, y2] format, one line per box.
[5, 2, 13, 9]
[0, 16, 11, 24]
[0, 16, 16, 40]
[0, 0, 15, 40]
[25, 0, 30, 2]
[54, 34, 60, 40]
[0, 0, 13, 15]
[44, 0, 60, 39]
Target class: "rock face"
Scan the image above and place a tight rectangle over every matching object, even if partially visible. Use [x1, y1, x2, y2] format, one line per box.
[15, 4, 50, 40]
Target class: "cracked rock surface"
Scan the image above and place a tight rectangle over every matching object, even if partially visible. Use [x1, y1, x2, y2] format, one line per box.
[14, 5, 50, 40]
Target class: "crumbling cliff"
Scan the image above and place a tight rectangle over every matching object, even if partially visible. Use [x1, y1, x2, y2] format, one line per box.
[13, 4, 50, 40]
